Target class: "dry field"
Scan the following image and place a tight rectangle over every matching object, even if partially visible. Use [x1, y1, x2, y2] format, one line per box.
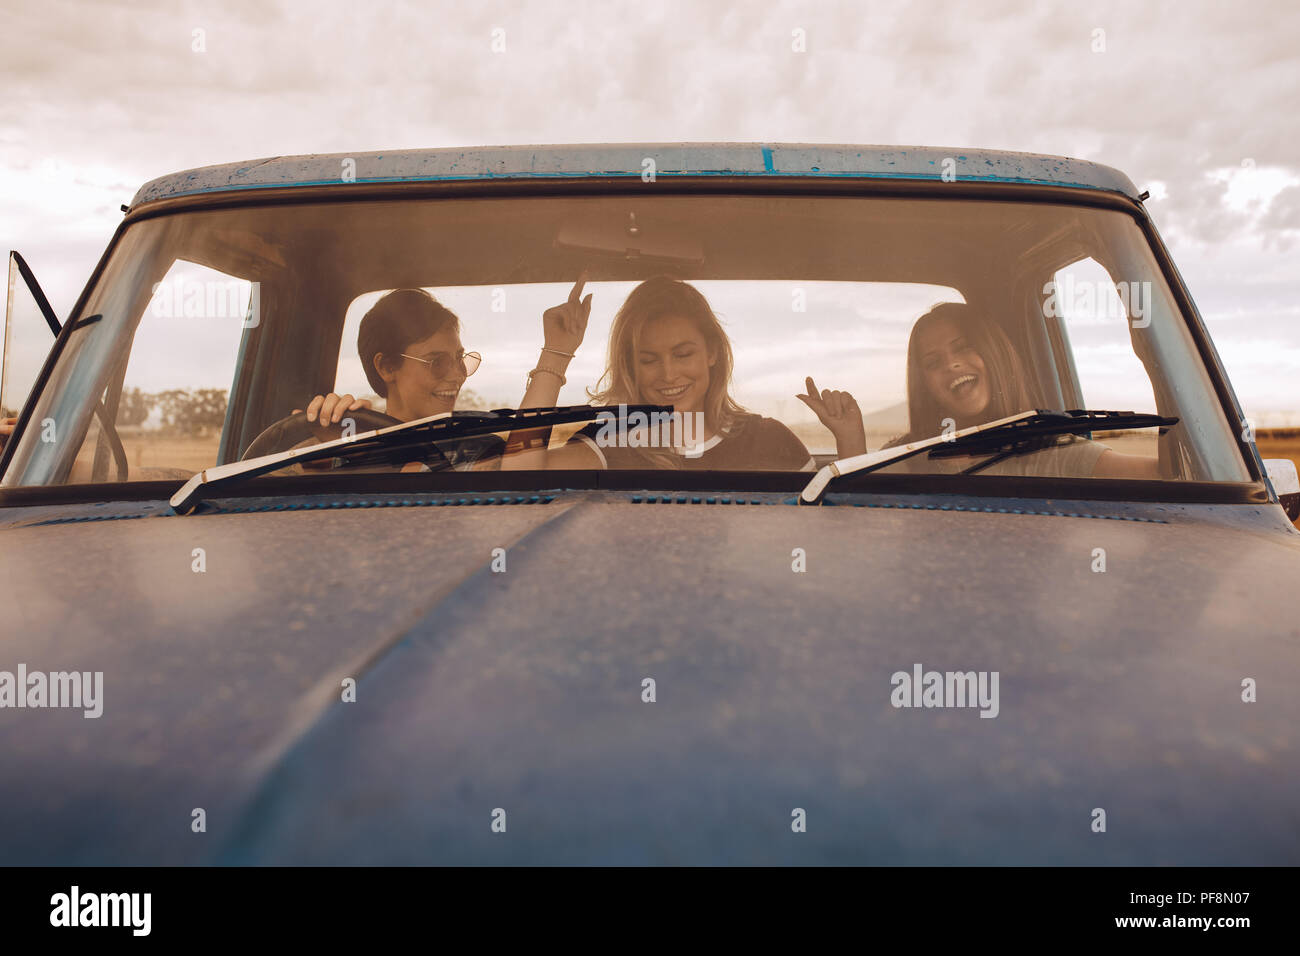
[67, 431, 218, 483]
[122, 434, 219, 474]
[1255, 429, 1300, 474]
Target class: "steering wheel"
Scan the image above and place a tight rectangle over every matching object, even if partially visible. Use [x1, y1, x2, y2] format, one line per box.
[240, 408, 405, 461]
[241, 408, 507, 472]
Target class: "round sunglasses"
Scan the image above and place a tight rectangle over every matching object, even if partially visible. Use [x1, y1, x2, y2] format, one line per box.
[401, 349, 482, 378]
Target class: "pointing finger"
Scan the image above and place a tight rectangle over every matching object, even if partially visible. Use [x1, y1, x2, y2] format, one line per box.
[569, 270, 588, 305]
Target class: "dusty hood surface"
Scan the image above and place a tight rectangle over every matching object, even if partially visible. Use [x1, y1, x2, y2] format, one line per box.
[2, 490, 1297, 864]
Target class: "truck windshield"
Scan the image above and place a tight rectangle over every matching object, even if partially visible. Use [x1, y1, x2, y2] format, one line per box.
[1, 191, 1251, 491]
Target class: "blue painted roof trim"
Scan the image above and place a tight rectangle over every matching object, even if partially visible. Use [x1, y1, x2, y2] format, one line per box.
[130, 144, 1141, 207]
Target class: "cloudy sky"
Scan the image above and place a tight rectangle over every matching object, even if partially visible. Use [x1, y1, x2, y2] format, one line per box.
[2, 0, 1298, 421]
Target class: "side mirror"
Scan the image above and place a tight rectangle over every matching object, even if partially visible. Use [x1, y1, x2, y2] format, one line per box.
[1262, 458, 1300, 521]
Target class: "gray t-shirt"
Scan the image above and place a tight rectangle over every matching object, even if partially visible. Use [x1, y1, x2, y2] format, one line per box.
[882, 435, 1110, 478]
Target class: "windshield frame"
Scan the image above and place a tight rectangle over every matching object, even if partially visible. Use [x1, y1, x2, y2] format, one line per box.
[0, 471, 1271, 511]
[0, 174, 1271, 506]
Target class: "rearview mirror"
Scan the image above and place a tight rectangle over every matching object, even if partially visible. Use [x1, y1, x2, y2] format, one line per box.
[555, 210, 704, 265]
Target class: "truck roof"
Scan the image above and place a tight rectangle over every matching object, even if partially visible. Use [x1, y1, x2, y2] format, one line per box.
[130, 143, 1142, 207]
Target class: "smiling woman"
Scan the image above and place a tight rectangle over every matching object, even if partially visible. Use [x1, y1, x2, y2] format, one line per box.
[880, 302, 1162, 479]
[895, 302, 1036, 441]
[511, 275, 865, 470]
[358, 289, 470, 421]
[292, 288, 496, 473]
[300, 289, 473, 431]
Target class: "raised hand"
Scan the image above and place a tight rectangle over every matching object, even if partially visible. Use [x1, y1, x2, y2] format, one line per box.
[542, 271, 593, 355]
[796, 376, 867, 458]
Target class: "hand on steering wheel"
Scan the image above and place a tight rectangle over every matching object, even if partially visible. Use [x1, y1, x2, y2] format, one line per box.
[241, 406, 404, 460]
[292, 393, 370, 441]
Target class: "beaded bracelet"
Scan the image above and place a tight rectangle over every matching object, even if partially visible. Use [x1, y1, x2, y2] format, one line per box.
[527, 366, 566, 387]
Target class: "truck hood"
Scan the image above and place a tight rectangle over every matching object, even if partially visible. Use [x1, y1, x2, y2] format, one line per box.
[2, 490, 1298, 864]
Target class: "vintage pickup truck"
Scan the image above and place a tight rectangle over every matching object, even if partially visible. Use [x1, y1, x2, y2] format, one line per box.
[1, 144, 1296, 864]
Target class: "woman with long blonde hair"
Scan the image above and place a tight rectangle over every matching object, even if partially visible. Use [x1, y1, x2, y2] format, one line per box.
[519, 275, 867, 470]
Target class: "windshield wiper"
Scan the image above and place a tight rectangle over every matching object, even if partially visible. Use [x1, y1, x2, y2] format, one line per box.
[170, 404, 664, 514]
[799, 409, 1179, 505]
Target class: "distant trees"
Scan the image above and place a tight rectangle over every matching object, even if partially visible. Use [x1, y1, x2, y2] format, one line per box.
[157, 388, 227, 433]
[117, 387, 152, 427]
[116, 387, 228, 436]
[457, 388, 511, 411]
